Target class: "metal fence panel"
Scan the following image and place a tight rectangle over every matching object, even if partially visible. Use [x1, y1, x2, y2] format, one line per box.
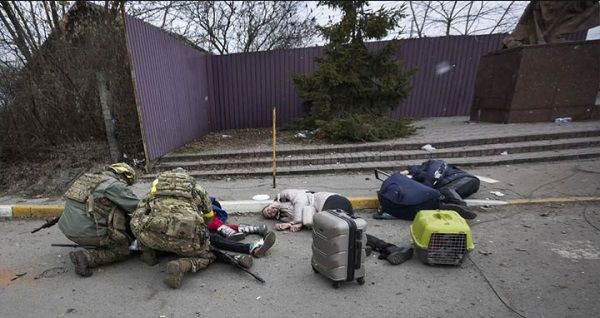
[124, 16, 211, 160]
[207, 34, 506, 130]
[125, 16, 587, 160]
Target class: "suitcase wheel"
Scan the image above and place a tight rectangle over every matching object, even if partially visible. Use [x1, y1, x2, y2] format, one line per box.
[332, 281, 341, 289]
[312, 265, 318, 273]
[357, 277, 365, 285]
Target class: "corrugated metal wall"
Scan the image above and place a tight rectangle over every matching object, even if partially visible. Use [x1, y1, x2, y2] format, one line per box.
[124, 16, 211, 160]
[207, 34, 506, 130]
[128, 14, 584, 159]
[207, 46, 323, 130]
[390, 34, 506, 117]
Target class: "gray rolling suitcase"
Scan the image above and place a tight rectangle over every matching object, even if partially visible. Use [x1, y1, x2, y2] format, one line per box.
[311, 209, 367, 288]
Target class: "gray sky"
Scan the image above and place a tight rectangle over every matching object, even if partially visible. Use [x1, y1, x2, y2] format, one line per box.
[588, 26, 600, 40]
[307, 1, 600, 42]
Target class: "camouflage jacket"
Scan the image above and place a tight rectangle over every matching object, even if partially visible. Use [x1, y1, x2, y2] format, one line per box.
[58, 171, 139, 238]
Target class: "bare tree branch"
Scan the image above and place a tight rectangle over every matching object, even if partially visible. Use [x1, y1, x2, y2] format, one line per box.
[490, 1, 515, 34]
[127, 1, 318, 54]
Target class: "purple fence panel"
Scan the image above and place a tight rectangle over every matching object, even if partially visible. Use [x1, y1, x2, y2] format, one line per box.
[124, 16, 210, 160]
[207, 34, 506, 130]
[387, 34, 506, 118]
[208, 46, 325, 130]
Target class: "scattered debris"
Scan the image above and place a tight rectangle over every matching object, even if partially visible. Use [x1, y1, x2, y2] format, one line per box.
[539, 212, 550, 217]
[500, 151, 508, 156]
[256, 296, 261, 300]
[294, 132, 307, 138]
[515, 248, 528, 252]
[10, 272, 27, 281]
[34, 267, 67, 279]
[57, 308, 76, 318]
[222, 134, 232, 138]
[554, 117, 572, 124]
[521, 224, 532, 228]
[490, 191, 506, 197]
[478, 250, 492, 256]
[421, 144, 436, 152]
[133, 158, 145, 167]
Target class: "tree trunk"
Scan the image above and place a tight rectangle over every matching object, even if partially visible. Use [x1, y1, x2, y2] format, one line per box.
[96, 72, 121, 162]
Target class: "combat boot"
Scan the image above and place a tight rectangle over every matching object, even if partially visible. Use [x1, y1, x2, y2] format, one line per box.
[140, 248, 158, 266]
[164, 259, 192, 289]
[439, 203, 477, 220]
[69, 250, 93, 277]
[249, 231, 276, 258]
[385, 246, 414, 265]
[217, 224, 246, 241]
[238, 224, 269, 237]
[233, 255, 253, 269]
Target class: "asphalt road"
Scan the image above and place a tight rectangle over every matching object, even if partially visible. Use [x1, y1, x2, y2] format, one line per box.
[1, 202, 599, 318]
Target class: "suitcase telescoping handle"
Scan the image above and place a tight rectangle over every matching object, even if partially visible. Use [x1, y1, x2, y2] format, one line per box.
[374, 169, 391, 181]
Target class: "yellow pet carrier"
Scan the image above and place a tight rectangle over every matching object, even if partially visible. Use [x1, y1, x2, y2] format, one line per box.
[410, 210, 474, 265]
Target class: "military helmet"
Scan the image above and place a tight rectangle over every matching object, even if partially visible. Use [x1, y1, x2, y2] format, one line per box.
[107, 162, 137, 185]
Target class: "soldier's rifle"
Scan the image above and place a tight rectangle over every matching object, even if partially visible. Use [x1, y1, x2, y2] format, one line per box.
[31, 216, 61, 233]
[51, 243, 97, 249]
[213, 249, 265, 283]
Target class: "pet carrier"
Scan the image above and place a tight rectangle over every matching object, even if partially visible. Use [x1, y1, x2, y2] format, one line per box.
[410, 210, 474, 265]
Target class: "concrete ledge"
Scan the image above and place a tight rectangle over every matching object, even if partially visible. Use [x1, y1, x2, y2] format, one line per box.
[221, 200, 273, 214]
[11, 205, 64, 218]
[0, 205, 13, 218]
[506, 197, 600, 205]
[2, 196, 600, 218]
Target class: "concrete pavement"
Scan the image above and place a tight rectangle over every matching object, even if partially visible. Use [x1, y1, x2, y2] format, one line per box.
[1, 203, 599, 317]
[1, 158, 599, 317]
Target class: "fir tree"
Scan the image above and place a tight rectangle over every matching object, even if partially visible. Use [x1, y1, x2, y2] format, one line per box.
[293, 1, 415, 141]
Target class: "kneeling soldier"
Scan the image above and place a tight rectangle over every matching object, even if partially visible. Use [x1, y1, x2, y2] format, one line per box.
[132, 168, 259, 288]
[58, 163, 139, 277]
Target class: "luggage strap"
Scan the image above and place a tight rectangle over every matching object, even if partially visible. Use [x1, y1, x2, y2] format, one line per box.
[325, 209, 360, 281]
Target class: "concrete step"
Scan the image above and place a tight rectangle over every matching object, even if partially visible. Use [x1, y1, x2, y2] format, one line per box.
[142, 146, 600, 179]
[160, 129, 600, 162]
[156, 136, 600, 171]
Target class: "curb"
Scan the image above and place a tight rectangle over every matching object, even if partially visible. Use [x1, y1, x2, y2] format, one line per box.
[2, 196, 600, 219]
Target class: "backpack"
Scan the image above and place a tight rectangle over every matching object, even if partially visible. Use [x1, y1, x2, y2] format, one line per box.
[378, 173, 441, 220]
[131, 171, 210, 255]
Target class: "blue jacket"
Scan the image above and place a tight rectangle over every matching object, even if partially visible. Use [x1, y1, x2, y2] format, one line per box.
[408, 160, 474, 189]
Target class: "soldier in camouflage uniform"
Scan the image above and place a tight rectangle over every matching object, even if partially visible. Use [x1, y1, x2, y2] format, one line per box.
[58, 163, 139, 277]
[131, 169, 218, 288]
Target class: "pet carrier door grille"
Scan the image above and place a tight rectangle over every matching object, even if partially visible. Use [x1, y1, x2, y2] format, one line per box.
[427, 233, 467, 265]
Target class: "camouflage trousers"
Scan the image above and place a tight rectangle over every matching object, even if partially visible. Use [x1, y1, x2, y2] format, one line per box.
[67, 229, 130, 267]
[176, 248, 216, 273]
[138, 240, 216, 273]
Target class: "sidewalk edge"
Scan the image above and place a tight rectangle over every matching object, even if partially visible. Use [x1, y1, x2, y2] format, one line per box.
[3, 196, 599, 218]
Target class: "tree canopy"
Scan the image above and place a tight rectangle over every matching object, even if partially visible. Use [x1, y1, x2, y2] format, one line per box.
[292, 1, 415, 142]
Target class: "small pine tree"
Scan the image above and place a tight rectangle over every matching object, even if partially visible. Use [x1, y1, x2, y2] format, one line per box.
[293, 1, 415, 142]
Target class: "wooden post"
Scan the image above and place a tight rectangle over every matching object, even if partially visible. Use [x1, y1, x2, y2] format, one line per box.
[96, 72, 121, 162]
[272, 107, 277, 189]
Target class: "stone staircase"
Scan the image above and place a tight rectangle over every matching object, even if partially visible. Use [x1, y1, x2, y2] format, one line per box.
[146, 128, 600, 179]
